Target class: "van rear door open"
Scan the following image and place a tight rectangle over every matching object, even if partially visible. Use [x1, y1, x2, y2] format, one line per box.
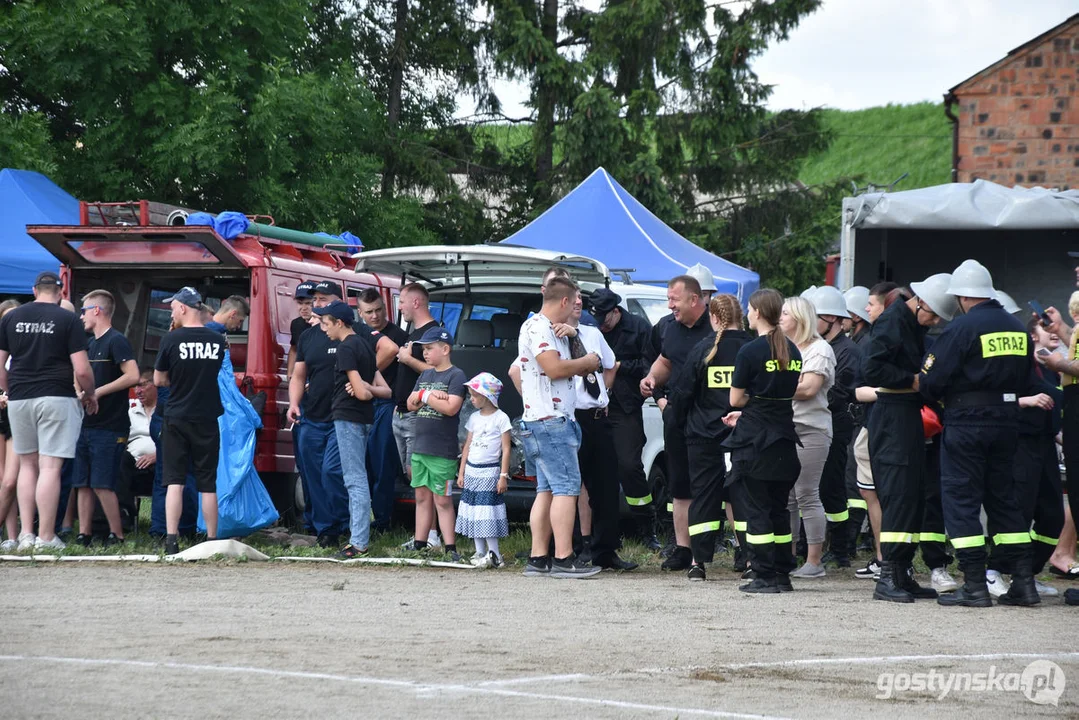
[27, 224, 248, 270]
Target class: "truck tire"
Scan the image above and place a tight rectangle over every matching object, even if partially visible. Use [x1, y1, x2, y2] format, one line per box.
[261, 472, 303, 530]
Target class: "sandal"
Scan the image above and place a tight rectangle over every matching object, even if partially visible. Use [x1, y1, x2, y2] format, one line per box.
[1049, 563, 1079, 579]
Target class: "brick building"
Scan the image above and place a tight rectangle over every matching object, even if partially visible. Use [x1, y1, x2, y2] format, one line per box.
[945, 13, 1078, 189]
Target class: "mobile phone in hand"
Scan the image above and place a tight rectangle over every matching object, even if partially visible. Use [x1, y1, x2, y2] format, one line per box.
[1037, 348, 1051, 357]
[1029, 300, 1051, 327]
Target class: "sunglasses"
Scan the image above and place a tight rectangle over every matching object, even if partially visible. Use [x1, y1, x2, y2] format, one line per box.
[80, 305, 102, 315]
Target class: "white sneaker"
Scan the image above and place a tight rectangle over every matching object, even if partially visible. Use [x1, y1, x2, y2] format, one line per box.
[427, 530, 442, 549]
[986, 569, 1010, 598]
[34, 536, 66, 551]
[1034, 579, 1059, 597]
[16, 533, 36, 551]
[0, 539, 16, 552]
[930, 567, 959, 593]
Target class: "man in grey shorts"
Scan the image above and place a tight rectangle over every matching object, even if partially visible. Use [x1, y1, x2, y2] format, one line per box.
[0, 271, 97, 550]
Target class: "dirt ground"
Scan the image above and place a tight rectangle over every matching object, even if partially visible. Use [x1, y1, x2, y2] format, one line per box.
[1, 562, 1077, 719]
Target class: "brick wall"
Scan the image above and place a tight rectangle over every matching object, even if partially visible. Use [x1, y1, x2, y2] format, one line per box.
[953, 19, 1078, 189]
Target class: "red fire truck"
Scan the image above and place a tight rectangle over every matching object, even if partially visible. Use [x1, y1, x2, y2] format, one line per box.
[28, 201, 398, 522]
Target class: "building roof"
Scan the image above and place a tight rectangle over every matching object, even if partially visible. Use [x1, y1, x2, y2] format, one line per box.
[949, 13, 1078, 93]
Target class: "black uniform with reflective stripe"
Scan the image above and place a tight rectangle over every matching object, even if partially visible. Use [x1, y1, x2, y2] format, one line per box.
[1018, 365, 1062, 436]
[603, 309, 655, 414]
[918, 299, 1033, 425]
[669, 329, 751, 442]
[863, 300, 926, 391]
[827, 332, 861, 425]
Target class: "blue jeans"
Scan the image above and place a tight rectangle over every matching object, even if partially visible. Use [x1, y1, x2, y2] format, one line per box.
[519, 416, 583, 497]
[366, 399, 400, 531]
[56, 459, 74, 534]
[294, 419, 348, 537]
[291, 423, 315, 533]
[334, 420, 372, 549]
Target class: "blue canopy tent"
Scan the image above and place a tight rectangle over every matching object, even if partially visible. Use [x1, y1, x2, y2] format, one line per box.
[499, 167, 759, 300]
[0, 169, 76, 294]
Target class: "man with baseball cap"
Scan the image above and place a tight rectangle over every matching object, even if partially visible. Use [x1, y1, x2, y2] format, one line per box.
[590, 288, 660, 550]
[0, 271, 96, 551]
[154, 287, 226, 556]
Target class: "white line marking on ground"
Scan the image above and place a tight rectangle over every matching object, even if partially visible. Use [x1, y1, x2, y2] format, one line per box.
[719, 651, 1079, 670]
[477, 673, 591, 686]
[0, 655, 792, 720]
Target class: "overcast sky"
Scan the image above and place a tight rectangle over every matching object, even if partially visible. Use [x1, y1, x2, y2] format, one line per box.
[462, 0, 1077, 117]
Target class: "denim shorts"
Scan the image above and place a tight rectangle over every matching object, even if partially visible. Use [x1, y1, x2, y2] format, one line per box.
[519, 416, 583, 497]
[72, 427, 127, 490]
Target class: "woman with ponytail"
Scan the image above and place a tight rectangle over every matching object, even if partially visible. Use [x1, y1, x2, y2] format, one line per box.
[721, 289, 804, 593]
[668, 294, 751, 581]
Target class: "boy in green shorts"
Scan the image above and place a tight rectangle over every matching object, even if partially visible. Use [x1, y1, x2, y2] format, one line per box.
[406, 327, 467, 560]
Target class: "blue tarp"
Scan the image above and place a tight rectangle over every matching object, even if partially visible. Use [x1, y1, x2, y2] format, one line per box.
[499, 167, 759, 301]
[0, 169, 77, 294]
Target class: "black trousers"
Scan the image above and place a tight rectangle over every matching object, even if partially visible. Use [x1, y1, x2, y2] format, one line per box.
[607, 404, 654, 518]
[919, 435, 952, 570]
[941, 422, 1031, 573]
[663, 406, 691, 501]
[576, 408, 621, 560]
[868, 394, 924, 566]
[820, 417, 853, 557]
[989, 432, 1064, 575]
[1062, 385, 1079, 546]
[687, 441, 726, 563]
[844, 421, 868, 548]
[730, 475, 796, 579]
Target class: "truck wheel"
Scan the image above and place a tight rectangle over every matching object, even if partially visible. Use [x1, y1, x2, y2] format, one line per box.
[648, 460, 673, 537]
[261, 472, 302, 531]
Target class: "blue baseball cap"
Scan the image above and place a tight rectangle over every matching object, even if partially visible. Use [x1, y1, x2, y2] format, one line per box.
[294, 281, 316, 299]
[313, 280, 343, 298]
[164, 287, 202, 308]
[312, 300, 354, 325]
[415, 327, 453, 345]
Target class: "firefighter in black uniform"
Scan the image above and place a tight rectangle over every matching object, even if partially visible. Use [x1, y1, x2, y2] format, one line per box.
[721, 289, 803, 594]
[843, 285, 873, 557]
[641, 275, 714, 571]
[919, 260, 1039, 608]
[667, 294, 751, 582]
[862, 273, 956, 603]
[590, 289, 660, 550]
[809, 286, 861, 567]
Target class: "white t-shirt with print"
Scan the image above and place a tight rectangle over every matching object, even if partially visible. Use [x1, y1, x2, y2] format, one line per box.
[465, 409, 512, 465]
[518, 313, 577, 421]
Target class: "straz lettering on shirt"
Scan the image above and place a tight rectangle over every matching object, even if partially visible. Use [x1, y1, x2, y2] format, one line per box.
[980, 332, 1027, 359]
[14, 321, 56, 334]
[707, 366, 735, 389]
[765, 359, 802, 373]
[177, 342, 221, 360]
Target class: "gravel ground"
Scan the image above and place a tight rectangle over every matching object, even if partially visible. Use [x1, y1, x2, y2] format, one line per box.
[1, 562, 1077, 719]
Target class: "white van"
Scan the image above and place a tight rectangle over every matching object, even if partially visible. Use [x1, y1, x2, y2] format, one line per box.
[354, 245, 671, 522]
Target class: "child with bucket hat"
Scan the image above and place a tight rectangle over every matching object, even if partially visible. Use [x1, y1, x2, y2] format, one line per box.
[455, 372, 512, 567]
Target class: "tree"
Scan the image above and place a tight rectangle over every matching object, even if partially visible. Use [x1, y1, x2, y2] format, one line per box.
[0, 0, 433, 248]
[475, 0, 840, 292]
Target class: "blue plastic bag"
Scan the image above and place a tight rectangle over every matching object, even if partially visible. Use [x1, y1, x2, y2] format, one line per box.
[213, 211, 250, 241]
[198, 351, 279, 537]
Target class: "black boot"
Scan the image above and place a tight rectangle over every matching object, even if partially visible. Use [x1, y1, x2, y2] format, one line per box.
[637, 515, 661, 552]
[733, 545, 748, 572]
[998, 554, 1040, 607]
[776, 573, 793, 592]
[872, 560, 915, 603]
[938, 567, 993, 608]
[900, 565, 938, 600]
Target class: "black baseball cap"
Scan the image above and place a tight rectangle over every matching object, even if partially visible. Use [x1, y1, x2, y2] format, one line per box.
[164, 286, 203, 308]
[312, 300, 354, 325]
[415, 327, 453, 345]
[295, 281, 317, 299]
[589, 288, 622, 324]
[313, 280, 343, 298]
[34, 271, 62, 288]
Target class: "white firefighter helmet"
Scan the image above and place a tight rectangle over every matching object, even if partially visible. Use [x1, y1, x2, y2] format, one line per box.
[911, 273, 959, 322]
[946, 259, 994, 299]
[844, 286, 871, 323]
[686, 263, 717, 293]
[811, 285, 850, 319]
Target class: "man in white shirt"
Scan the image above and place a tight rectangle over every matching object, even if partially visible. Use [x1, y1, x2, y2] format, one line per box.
[118, 370, 157, 530]
[518, 277, 603, 579]
[563, 293, 637, 572]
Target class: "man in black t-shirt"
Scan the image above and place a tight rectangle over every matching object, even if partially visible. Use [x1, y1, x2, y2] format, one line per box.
[0, 271, 96, 551]
[154, 287, 226, 555]
[640, 275, 713, 571]
[358, 287, 407, 531]
[392, 283, 440, 482]
[287, 280, 316, 379]
[74, 289, 139, 546]
[314, 300, 391, 558]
